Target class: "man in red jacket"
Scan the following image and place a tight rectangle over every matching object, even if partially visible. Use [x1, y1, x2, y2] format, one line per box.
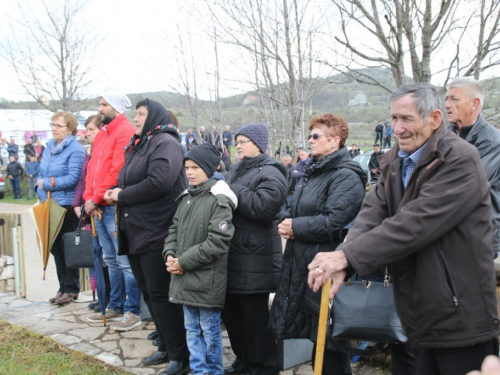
[84, 93, 142, 332]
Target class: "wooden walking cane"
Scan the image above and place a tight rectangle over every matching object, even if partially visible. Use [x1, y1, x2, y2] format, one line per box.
[314, 278, 332, 375]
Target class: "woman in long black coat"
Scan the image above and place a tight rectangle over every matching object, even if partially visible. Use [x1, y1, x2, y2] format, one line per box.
[105, 99, 190, 375]
[222, 123, 287, 375]
[270, 113, 366, 375]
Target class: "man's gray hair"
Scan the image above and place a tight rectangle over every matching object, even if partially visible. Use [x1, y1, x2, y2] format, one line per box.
[447, 77, 484, 111]
[283, 154, 292, 159]
[390, 83, 447, 126]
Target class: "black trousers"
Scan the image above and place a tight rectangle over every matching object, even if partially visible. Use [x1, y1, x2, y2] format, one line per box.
[413, 338, 498, 375]
[312, 341, 414, 375]
[52, 206, 80, 294]
[391, 341, 416, 375]
[128, 249, 189, 361]
[222, 293, 280, 375]
[311, 343, 352, 375]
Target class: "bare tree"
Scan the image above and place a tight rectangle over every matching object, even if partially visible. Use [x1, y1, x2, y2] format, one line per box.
[325, 1, 406, 90]
[206, 0, 334, 152]
[166, 13, 227, 146]
[330, 0, 465, 87]
[0, 0, 96, 112]
[207, 27, 227, 150]
[175, 28, 202, 135]
[443, 0, 500, 84]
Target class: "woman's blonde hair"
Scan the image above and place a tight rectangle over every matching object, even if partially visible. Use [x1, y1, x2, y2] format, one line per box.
[51, 111, 79, 136]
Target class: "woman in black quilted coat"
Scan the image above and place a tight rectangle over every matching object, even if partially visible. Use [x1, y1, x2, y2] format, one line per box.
[270, 113, 366, 375]
[222, 123, 287, 375]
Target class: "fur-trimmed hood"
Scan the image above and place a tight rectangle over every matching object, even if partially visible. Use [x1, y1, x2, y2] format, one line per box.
[178, 179, 238, 209]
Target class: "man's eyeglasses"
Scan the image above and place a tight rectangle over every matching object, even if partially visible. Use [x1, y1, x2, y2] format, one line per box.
[235, 139, 253, 146]
[50, 123, 68, 129]
[308, 133, 325, 140]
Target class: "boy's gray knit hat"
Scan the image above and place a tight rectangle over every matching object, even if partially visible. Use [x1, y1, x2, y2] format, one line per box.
[234, 123, 269, 154]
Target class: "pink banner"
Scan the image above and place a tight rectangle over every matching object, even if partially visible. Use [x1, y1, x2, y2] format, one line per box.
[24, 131, 48, 144]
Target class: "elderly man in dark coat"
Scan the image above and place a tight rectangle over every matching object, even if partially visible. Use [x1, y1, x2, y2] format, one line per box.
[308, 83, 499, 375]
[446, 77, 500, 258]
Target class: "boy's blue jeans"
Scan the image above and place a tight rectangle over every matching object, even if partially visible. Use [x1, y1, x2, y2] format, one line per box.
[94, 205, 140, 315]
[183, 305, 223, 375]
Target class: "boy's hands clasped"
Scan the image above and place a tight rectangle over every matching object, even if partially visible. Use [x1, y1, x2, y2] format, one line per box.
[166, 255, 184, 275]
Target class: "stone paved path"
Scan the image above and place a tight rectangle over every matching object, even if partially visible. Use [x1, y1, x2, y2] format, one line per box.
[0, 200, 390, 375]
[0, 292, 390, 375]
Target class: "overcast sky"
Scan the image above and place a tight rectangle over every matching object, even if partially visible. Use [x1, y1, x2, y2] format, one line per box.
[0, 0, 492, 103]
[0, 0, 206, 101]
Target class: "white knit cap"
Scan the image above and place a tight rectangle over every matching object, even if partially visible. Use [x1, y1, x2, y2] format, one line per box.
[100, 92, 131, 114]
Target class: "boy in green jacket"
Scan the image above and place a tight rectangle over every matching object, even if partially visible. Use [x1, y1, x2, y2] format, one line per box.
[163, 143, 237, 375]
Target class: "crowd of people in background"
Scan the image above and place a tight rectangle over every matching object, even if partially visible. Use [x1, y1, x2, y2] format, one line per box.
[1, 136, 45, 200]
[1, 76, 500, 375]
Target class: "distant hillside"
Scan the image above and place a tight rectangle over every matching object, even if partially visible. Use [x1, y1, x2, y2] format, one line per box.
[312, 68, 400, 111]
[126, 91, 212, 108]
[0, 91, 200, 112]
[2, 68, 499, 135]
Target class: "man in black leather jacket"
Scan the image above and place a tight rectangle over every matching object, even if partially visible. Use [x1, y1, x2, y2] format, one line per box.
[368, 144, 384, 181]
[446, 77, 500, 257]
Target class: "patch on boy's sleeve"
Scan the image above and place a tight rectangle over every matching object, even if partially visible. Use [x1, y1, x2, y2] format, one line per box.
[219, 221, 228, 232]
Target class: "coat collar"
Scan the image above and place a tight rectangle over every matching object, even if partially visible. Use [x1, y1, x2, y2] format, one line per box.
[379, 122, 447, 174]
[462, 113, 486, 143]
[103, 113, 127, 135]
[48, 135, 75, 155]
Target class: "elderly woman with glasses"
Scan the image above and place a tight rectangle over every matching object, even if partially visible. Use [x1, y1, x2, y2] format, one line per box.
[38, 112, 85, 305]
[222, 123, 287, 375]
[270, 113, 367, 375]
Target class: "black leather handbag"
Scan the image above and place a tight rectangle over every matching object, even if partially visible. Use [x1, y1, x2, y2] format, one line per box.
[328, 269, 408, 345]
[63, 208, 94, 268]
[300, 215, 407, 354]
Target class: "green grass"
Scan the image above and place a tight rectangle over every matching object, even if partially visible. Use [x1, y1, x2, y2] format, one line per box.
[0, 320, 129, 374]
[2, 175, 37, 205]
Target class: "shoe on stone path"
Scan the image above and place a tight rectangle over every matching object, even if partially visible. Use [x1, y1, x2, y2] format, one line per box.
[111, 311, 142, 332]
[87, 308, 123, 323]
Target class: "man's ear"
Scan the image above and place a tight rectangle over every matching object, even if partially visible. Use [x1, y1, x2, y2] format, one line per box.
[429, 109, 443, 130]
[471, 97, 481, 112]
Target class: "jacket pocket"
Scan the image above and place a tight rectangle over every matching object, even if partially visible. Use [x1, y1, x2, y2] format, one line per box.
[438, 251, 458, 307]
[182, 267, 213, 292]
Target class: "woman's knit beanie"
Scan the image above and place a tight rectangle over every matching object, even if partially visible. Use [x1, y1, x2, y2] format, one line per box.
[234, 123, 269, 154]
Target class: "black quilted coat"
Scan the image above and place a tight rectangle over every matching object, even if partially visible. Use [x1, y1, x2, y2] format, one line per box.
[270, 147, 366, 341]
[225, 154, 288, 294]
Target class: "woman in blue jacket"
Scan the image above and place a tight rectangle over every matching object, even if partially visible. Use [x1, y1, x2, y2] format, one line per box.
[37, 111, 85, 305]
